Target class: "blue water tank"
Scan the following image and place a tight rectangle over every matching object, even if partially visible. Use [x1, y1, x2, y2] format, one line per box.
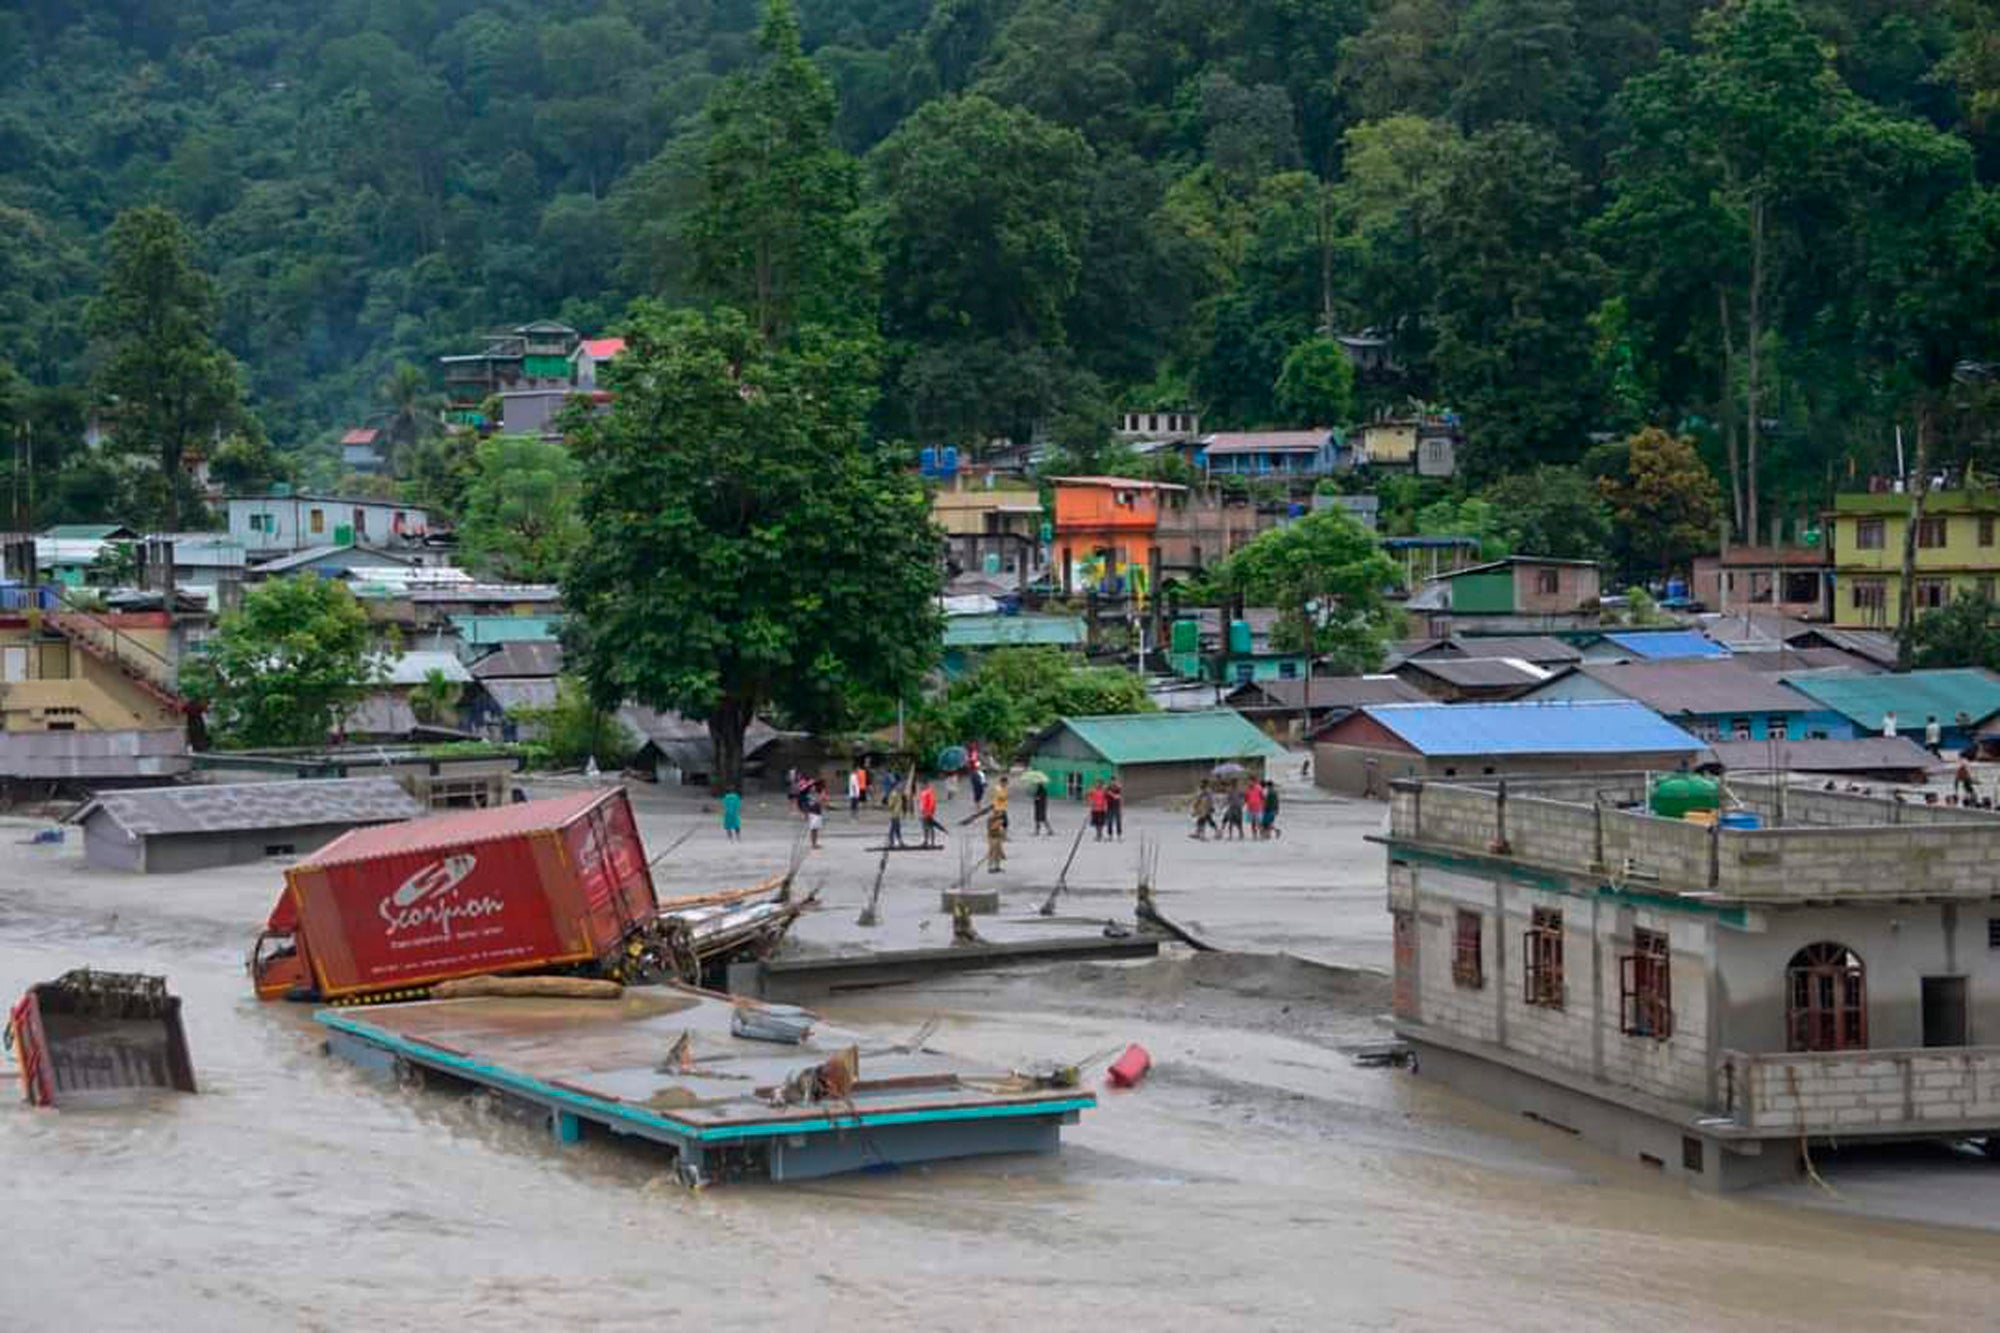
[1666, 576, 1689, 602]
[1719, 811, 1762, 831]
[941, 446, 959, 477]
[920, 446, 937, 476]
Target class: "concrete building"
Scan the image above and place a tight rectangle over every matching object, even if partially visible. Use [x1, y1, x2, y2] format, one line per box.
[931, 478, 1046, 590]
[1383, 772, 2000, 1189]
[227, 494, 431, 555]
[1354, 414, 1460, 478]
[1518, 659, 1852, 742]
[1026, 710, 1286, 802]
[1048, 476, 1186, 597]
[194, 747, 523, 810]
[1828, 487, 2000, 628]
[1692, 543, 1826, 619]
[71, 777, 421, 873]
[1313, 700, 1707, 796]
[1407, 557, 1602, 637]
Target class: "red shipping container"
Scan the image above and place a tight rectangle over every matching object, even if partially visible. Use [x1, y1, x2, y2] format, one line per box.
[255, 788, 659, 1002]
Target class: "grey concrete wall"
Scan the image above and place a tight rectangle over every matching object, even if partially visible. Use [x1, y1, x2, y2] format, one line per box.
[139, 822, 362, 875]
[81, 817, 144, 873]
[1712, 903, 2000, 1054]
[1726, 1047, 2000, 1133]
[1389, 776, 2000, 904]
[1409, 1038, 1797, 1192]
[1398, 861, 1718, 1108]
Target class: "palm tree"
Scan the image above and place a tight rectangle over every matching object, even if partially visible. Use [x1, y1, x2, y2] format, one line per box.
[378, 363, 444, 469]
[410, 668, 463, 727]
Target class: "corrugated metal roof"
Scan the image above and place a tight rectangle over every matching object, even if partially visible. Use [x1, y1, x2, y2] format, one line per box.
[1200, 430, 1330, 455]
[1420, 635, 1582, 664]
[387, 651, 473, 685]
[1353, 700, 1706, 757]
[1779, 669, 2000, 731]
[1043, 710, 1286, 765]
[942, 615, 1085, 649]
[1734, 647, 1881, 675]
[482, 678, 560, 713]
[1600, 630, 1732, 660]
[1708, 736, 1936, 774]
[302, 788, 618, 866]
[469, 642, 564, 679]
[1556, 660, 1821, 715]
[1226, 676, 1427, 710]
[73, 777, 420, 840]
[1397, 657, 1552, 688]
[1441, 556, 1601, 578]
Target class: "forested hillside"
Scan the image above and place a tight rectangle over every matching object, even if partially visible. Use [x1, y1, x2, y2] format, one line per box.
[2, 0, 1997, 539]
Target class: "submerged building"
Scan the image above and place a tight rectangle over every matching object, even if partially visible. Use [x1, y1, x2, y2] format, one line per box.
[1383, 774, 2000, 1190]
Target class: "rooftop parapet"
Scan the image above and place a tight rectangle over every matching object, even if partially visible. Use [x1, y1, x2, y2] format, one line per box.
[1386, 775, 2000, 904]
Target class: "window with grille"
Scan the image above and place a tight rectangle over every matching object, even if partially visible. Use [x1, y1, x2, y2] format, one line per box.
[1918, 517, 1949, 548]
[1916, 578, 1951, 610]
[1850, 580, 1886, 612]
[1453, 910, 1483, 989]
[1982, 516, 1996, 548]
[1536, 568, 1560, 595]
[1987, 917, 2000, 950]
[1856, 519, 1885, 550]
[1524, 907, 1564, 1008]
[1621, 927, 1673, 1039]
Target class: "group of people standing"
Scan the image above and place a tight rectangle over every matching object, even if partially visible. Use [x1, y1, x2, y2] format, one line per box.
[1084, 779, 1125, 841]
[1190, 777, 1280, 841]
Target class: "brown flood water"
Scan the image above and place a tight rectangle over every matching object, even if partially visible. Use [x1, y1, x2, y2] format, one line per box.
[5, 791, 2000, 1331]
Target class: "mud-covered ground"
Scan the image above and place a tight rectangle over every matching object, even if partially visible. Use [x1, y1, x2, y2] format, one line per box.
[3, 776, 1999, 1331]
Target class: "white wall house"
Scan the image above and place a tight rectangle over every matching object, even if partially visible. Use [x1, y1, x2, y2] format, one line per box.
[227, 495, 430, 554]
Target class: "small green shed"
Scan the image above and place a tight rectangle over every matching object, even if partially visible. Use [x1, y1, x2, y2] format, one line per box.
[1026, 709, 1288, 801]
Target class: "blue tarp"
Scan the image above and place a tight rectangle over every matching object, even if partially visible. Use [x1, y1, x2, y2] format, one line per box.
[1599, 630, 1731, 660]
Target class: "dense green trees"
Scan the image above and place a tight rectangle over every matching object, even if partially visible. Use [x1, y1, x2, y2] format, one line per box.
[180, 575, 388, 748]
[1210, 508, 1401, 673]
[458, 434, 583, 583]
[0, 0, 1994, 544]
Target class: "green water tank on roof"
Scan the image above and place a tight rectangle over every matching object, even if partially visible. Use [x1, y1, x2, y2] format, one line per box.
[1649, 773, 1720, 819]
[1171, 619, 1200, 654]
[1228, 619, 1253, 655]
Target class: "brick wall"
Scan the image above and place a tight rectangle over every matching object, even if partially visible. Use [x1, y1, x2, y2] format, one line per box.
[1724, 1048, 2000, 1132]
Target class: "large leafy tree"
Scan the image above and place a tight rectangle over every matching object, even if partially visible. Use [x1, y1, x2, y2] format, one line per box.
[1901, 591, 2000, 671]
[1428, 124, 1605, 481]
[85, 206, 255, 528]
[1480, 465, 1615, 564]
[181, 575, 389, 748]
[871, 93, 1095, 445]
[689, 0, 870, 342]
[1210, 507, 1401, 673]
[1596, 427, 1725, 579]
[1602, 0, 1854, 534]
[459, 433, 584, 582]
[918, 647, 1153, 759]
[565, 305, 941, 789]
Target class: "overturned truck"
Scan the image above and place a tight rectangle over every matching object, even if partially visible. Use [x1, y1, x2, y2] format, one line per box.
[251, 788, 802, 1004]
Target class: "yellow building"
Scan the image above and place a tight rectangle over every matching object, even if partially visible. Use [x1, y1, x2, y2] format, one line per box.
[1829, 489, 2000, 628]
[0, 606, 187, 733]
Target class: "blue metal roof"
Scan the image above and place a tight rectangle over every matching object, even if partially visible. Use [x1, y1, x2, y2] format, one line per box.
[1358, 700, 1706, 757]
[1599, 630, 1730, 660]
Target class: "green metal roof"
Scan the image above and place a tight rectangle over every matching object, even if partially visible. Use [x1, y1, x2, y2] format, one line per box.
[44, 524, 132, 540]
[941, 614, 1086, 650]
[1779, 668, 2000, 731]
[1041, 710, 1286, 765]
[449, 614, 564, 644]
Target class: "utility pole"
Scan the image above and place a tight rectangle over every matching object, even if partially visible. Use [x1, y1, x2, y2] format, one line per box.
[1896, 418, 1930, 669]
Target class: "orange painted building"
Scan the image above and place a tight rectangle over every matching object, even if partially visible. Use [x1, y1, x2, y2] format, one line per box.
[1048, 476, 1187, 596]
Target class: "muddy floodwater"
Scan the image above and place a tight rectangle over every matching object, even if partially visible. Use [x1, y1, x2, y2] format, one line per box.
[6, 779, 2000, 1331]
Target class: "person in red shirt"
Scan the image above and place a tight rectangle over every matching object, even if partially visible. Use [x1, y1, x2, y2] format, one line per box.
[1087, 780, 1110, 841]
[1245, 778, 1266, 840]
[919, 782, 941, 848]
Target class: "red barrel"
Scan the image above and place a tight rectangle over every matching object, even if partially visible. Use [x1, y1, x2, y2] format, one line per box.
[1106, 1043, 1151, 1088]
